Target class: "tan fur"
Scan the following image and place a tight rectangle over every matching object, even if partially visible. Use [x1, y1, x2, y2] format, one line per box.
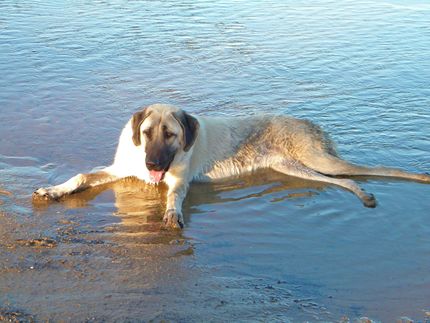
[33, 104, 430, 228]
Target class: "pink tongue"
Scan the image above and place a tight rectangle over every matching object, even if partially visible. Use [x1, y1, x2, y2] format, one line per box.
[149, 170, 164, 183]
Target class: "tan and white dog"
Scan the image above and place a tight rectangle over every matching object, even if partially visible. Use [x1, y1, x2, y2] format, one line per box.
[33, 104, 430, 228]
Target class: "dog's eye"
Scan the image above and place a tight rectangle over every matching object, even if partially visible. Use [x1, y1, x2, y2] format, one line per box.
[164, 131, 176, 139]
[142, 129, 152, 139]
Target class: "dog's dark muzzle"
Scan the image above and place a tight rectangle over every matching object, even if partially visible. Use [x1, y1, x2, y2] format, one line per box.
[145, 160, 167, 172]
[145, 145, 175, 172]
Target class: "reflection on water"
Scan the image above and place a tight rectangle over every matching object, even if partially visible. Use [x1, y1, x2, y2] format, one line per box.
[14, 170, 339, 322]
[1, 0, 430, 321]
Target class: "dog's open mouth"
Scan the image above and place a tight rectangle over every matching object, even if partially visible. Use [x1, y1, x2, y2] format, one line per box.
[149, 170, 165, 183]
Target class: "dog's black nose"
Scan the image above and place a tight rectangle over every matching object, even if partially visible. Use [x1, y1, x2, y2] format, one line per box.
[146, 160, 161, 171]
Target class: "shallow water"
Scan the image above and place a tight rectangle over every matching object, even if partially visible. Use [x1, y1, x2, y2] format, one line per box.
[1, 0, 430, 321]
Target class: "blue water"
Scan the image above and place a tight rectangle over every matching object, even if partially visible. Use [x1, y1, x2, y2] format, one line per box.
[1, 1, 429, 321]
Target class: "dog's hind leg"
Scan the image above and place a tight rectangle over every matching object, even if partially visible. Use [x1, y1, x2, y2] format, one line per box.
[301, 153, 430, 183]
[33, 167, 120, 201]
[271, 160, 376, 207]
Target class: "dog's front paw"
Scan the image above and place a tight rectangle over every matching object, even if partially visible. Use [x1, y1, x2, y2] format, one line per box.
[32, 187, 64, 201]
[163, 209, 184, 229]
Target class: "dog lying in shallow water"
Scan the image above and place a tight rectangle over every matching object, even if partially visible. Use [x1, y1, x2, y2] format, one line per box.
[33, 104, 430, 228]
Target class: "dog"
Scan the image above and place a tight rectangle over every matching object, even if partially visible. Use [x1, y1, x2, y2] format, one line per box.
[33, 104, 430, 228]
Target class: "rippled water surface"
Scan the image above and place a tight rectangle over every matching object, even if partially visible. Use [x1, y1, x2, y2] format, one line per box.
[1, 1, 430, 322]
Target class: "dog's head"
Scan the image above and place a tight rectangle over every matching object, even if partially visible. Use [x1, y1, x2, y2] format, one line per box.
[131, 104, 199, 183]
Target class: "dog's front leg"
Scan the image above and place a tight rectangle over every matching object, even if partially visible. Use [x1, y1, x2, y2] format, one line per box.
[163, 177, 189, 229]
[33, 169, 119, 201]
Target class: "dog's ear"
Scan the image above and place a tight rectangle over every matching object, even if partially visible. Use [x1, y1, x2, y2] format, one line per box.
[131, 108, 151, 146]
[173, 111, 199, 152]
